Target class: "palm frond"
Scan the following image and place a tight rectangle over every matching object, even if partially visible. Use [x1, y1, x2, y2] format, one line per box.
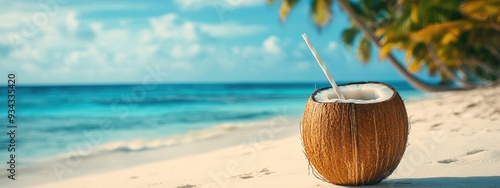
[279, 0, 300, 21]
[341, 26, 359, 49]
[311, 0, 333, 28]
[410, 20, 476, 44]
[461, 0, 500, 23]
[408, 58, 423, 73]
[357, 36, 372, 63]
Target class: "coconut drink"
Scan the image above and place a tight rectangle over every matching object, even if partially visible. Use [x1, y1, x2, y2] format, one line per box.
[302, 82, 408, 185]
[301, 34, 409, 185]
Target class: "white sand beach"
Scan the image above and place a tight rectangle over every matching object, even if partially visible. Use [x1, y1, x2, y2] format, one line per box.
[33, 86, 500, 188]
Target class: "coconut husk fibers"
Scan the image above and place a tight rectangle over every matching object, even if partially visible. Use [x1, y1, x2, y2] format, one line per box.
[301, 82, 409, 185]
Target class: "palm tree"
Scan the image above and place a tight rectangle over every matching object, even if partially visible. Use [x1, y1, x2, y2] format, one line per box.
[268, 0, 500, 91]
[335, 0, 457, 91]
[380, 0, 500, 86]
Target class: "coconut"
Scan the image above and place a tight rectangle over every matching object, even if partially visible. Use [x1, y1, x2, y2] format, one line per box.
[301, 82, 409, 186]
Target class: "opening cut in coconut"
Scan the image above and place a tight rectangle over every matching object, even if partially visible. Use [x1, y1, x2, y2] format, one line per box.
[314, 83, 394, 104]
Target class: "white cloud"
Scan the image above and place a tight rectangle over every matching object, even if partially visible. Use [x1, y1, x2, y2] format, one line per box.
[10, 46, 44, 61]
[231, 46, 259, 58]
[229, 35, 284, 64]
[263, 35, 281, 55]
[136, 44, 159, 58]
[0, 9, 275, 84]
[226, 0, 265, 7]
[63, 45, 107, 66]
[138, 30, 153, 43]
[21, 63, 39, 73]
[66, 11, 79, 32]
[199, 22, 265, 38]
[149, 13, 264, 40]
[328, 41, 338, 50]
[298, 43, 307, 49]
[69, 3, 154, 12]
[150, 13, 198, 41]
[170, 44, 201, 58]
[325, 41, 340, 54]
[90, 22, 103, 33]
[113, 52, 129, 63]
[64, 51, 80, 65]
[0, 12, 29, 28]
[174, 0, 265, 10]
[173, 0, 206, 10]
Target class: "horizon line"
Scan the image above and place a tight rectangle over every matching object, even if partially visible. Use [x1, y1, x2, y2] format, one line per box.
[6, 79, 410, 87]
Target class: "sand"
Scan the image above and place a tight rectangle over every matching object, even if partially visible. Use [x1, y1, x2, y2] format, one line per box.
[29, 86, 500, 187]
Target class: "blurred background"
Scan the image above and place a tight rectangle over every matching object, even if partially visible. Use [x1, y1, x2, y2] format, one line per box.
[3, 0, 498, 185]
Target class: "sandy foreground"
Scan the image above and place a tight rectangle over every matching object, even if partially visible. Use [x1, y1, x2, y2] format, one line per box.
[35, 86, 500, 188]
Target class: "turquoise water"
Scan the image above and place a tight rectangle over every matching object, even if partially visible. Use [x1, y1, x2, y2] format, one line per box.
[0, 82, 422, 165]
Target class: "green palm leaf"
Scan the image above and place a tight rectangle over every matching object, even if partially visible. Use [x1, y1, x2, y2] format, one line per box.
[341, 26, 359, 49]
[357, 36, 371, 63]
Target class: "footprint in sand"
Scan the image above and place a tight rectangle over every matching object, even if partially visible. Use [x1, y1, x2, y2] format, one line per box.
[465, 149, 485, 156]
[429, 123, 442, 130]
[460, 150, 500, 165]
[239, 174, 253, 179]
[146, 182, 162, 186]
[436, 149, 486, 165]
[237, 168, 275, 179]
[259, 168, 274, 175]
[437, 158, 458, 164]
[176, 184, 196, 188]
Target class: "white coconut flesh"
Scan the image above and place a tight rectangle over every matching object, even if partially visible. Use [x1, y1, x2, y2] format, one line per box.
[314, 83, 394, 104]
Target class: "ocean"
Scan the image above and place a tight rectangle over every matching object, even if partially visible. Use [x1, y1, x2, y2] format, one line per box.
[0, 82, 422, 168]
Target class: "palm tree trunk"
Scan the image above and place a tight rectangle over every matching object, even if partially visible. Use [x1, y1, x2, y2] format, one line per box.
[337, 0, 465, 92]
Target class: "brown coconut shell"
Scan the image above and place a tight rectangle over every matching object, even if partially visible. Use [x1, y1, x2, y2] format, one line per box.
[301, 82, 408, 185]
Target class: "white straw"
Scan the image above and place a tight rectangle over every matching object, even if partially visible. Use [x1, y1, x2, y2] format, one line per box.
[302, 33, 345, 100]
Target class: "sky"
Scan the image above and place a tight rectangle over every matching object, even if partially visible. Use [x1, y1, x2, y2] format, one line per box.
[0, 0, 435, 85]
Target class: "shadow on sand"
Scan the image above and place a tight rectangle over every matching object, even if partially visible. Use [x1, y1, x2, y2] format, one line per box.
[355, 176, 500, 188]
